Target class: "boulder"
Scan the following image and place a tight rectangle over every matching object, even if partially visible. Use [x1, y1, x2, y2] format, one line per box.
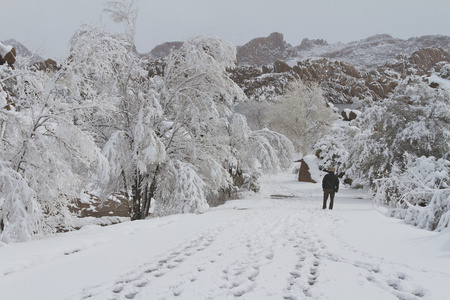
[408, 47, 450, 73]
[273, 60, 292, 73]
[341, 108, 360, 121]
[297, 158, 316, 183]
[33, 58, 59, 72]
[72, 192, 129, 218]
[0, 42, 16, 65]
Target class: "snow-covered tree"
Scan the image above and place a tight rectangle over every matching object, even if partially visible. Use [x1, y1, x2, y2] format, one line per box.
[66, 1, 295, 219]
[66, 11, 166, 220]
[313, 121, 357, 178]
[153, 160, 208, 216]
[160, 35, 245, 195]
[0, 54, 106, 243]
[152, 36, 295, 215]
[152, 36, 251, 215]
[264, 79, 337, 155]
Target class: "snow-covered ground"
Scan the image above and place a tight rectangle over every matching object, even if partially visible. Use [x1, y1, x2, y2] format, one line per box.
[1, 170, 449, 300]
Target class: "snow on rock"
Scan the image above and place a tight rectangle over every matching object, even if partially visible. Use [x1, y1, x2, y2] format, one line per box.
[302, 154, 326, 183]
[0, 41, 15, 65]
[0, 41, 13, 57]
[427, 74, 450, 91]
[341, 108, 361, 121]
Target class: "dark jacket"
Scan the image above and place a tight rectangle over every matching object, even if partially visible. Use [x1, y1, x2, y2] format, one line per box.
[322, 171, 339, 192]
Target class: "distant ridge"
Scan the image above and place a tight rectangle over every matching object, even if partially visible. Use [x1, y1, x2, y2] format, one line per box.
[6, 33, 450, 105]
[6, 32, 450, 69]
[233, 32, 450, 68]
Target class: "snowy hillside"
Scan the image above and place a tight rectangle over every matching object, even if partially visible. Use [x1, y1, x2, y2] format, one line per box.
[293, 34, 450, 68]
[236, 33, 450, 69]
[226, 33, 450, 103]
[0, 171, 449, 300]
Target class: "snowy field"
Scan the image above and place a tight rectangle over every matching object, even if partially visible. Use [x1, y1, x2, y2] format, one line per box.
[0, 171, 449, 300]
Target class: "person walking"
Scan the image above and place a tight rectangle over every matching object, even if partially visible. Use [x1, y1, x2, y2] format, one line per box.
[322, 167, 339, 210]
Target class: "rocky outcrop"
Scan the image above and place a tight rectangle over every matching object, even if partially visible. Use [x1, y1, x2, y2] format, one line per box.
[292, 58, 371, 102]
[0, 41, 16, 110]
[306, 34, 450, 69]
[296, 38, 328, 51]
[33, 58, 59, 72]
[150, 41, 183, 59]
[408, 47, 450, 73]
[320, 34, 404, 68]
[72, 193, 129, 218]
[273, 60, 292, 73]
[235, 33, 450, 70]
[228, 65, 296, 101]
[229, 43, 450, 104]
[236, 32, 296, 66]
[230, 57, 382, 103]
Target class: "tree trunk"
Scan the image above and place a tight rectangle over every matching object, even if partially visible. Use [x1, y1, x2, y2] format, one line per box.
[140, 185, 149, 220]
[142, 165, 160, 218]
[131, 173, 142, 220]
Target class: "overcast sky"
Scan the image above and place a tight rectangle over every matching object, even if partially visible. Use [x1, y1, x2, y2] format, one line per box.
[2, 0, 450, 60]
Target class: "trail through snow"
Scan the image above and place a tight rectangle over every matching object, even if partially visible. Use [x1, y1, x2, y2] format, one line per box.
[0, 171, 449, 300]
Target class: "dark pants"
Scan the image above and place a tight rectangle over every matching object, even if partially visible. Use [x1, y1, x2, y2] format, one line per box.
[323, 189, 335, 209]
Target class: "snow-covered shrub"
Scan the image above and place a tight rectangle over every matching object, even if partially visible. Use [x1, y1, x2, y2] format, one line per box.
[240, 171, 260, 193]
[346, 76, 450, 187]
[440, 63, 450, 79]
[373, 155, 450, 231]
[313, 122, 356, 173]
